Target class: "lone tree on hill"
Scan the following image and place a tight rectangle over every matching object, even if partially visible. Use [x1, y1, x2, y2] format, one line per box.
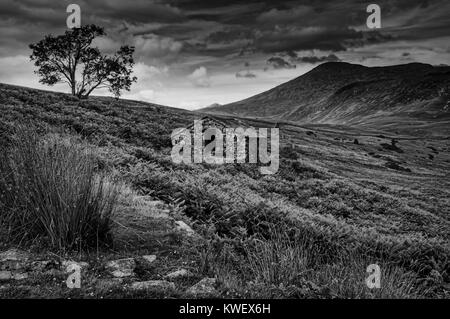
[29, 24, 137, 99]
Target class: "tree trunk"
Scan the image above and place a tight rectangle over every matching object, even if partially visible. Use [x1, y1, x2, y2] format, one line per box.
[70, 72, 76, 96]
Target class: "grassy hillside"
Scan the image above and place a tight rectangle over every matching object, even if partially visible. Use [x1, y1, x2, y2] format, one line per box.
[201, 62, 450, 136]
[0, 83, 448, 298]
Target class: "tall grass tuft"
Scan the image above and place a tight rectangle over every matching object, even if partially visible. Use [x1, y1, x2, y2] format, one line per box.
[244, 229, 310, 285]
[0, 127, 119, 251]
[241, 226, 423, 298]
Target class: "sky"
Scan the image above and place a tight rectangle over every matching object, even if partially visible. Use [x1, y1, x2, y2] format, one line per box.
[0, 0, 449, 110]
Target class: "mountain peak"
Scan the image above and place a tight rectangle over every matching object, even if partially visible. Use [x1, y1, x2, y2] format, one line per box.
[308, 61, 434, 76]
[312, 61, 366, 71]
[200, 62, 450, 128]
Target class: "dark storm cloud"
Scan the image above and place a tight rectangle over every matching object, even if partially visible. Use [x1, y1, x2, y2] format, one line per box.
[0, 0, 439, 55]
[0, 0, 190, 58]
[206, 29, 253, 44]
[344, 30, 394, 48]
[87, 0, 186, 23]
[0, 0, 449, 64]
[296, 54, 341, 64]
[256, 5, 317, 26]
[265, 52, 341, 69]
[0, 0, 65, 27]
[255, 27, 364, 53]
[176, 0, 403, 56]
[266, 57, 296, 69]
[185, 2, 266, 24]
[1, 0, 449, 109]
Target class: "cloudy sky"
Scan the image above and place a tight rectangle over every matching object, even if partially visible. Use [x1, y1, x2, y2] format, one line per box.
[0, 0, 449, 109]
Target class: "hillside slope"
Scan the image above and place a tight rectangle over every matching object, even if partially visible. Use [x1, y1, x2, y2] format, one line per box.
[201, 62, 450, 133]
[0, 83, 449, 298]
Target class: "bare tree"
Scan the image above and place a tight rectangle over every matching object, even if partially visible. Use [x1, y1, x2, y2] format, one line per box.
[30, 24, 137, 99]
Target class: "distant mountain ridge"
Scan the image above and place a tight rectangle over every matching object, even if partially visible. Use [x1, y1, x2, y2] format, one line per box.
[200, 62, 450, 129]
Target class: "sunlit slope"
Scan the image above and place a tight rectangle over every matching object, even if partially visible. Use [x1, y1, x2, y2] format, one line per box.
[201, 62, 450, 135]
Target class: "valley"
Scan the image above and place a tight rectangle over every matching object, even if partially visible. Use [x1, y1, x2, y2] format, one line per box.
[0, 70, 448, 298]
[202, 62, 450, 137]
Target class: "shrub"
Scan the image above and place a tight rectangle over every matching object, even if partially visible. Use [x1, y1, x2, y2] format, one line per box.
[0, 127, 120, 251]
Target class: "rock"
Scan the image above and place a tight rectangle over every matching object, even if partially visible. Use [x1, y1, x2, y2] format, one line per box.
[142, 255, 157, 264]
[175, 221, 196, 236]
[186, 278, 218, 297]
[131, 280, 175, 291]
[62, 260, 89, 268]
[1, 261, 25, 271]
[0, 270, 28, 281]
[0, 249, 30, 271]
[164, 269, 193, 280]
[0, 271, 12, 281]
[106, 258, 135, 278]
[0, 249, 29, 262]
[12, 272, 28, 281]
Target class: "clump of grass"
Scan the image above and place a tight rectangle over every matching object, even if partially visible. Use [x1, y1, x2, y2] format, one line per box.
[0, 127, 120, 251]
[311, 258, 421, 298]
[240, 227, 425, 298]
[243, 229, 310, 285]
[207, 225, 425, 298]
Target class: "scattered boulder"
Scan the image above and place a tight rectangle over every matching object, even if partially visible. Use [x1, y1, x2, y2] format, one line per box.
[0, 249, 30, 271]
[131, 280, 175, 291]
[106, 258, 136, 278]
[12, 272, 28, 281]
[0, 271, 12, 281]
[164, 269, 194, 280]
[0, 249, 29, 262]
[186, 278, 218, 297]
[0, 270, 27, 281]
[142, 255, 157, 264]
[175, 221, 196, 237]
